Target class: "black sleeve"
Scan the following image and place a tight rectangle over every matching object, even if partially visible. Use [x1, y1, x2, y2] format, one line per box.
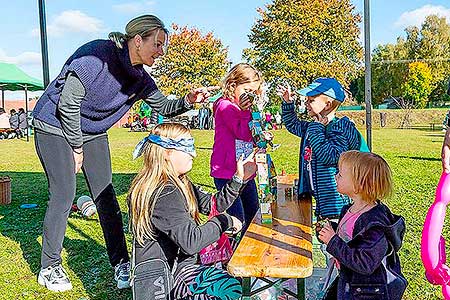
[192, 177, 244, 215]
[151, 185, 233, 256]
[144, 90, 192, 118]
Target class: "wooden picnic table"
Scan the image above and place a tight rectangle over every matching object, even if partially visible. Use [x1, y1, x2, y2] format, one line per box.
[227, 183, 313, 300]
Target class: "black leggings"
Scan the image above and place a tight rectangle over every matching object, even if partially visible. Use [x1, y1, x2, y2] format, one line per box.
[35, 131, 129, 268]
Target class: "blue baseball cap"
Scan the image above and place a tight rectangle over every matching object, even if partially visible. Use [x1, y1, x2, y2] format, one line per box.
[298, 77, 346, 102]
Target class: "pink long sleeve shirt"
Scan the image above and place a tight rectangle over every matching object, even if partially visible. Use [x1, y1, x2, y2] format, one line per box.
[210, 97, 253, 179]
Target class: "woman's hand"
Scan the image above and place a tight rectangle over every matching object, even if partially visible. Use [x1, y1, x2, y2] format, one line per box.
[186, 86, 220, 104]
[73, 148, 83, 173]
[235, 150, 257, 181]
[276, 84, 296, 103]
[318, 221, 336, 245]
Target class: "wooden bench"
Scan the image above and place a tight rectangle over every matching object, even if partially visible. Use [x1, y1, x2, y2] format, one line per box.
[429, 122, 443, 131]
[227, 184, 313, 300]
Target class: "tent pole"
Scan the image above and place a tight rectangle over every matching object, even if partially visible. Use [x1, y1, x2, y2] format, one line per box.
[25, 85, 29, 142]
[38, 0, 50, 88]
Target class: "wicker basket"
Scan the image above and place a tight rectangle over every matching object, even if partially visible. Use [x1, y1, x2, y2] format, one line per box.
[0, 176, 11, 205]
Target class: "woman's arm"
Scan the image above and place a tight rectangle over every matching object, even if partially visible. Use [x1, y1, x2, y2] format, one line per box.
[144, 90, 191, 118]
[57, 72, 85, 149]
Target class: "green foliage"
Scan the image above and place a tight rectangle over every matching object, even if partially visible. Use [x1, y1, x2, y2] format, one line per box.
[151, 24, 230, 98]
[244, 0, 363, 107]
[369, 15, 450, 105]
[402, 62, 433, 108]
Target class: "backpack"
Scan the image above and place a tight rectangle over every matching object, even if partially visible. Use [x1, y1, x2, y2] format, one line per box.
[130, 239, 174, 300]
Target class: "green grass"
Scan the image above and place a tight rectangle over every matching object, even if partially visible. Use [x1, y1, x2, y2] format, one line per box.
[0, 127, 446, 299]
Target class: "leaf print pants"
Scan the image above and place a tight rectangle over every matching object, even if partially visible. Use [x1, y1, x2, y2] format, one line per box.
[172, 264, 242, 300]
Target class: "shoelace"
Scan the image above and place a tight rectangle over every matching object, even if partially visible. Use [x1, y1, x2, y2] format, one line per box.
[118, 263, 130, 275]
[51, 266, 67, 280]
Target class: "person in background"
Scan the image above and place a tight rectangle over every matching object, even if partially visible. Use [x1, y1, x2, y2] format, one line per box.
[274, 111, 282, 129]
[18, 108, 28, 137]
[0, 108, 10, 129]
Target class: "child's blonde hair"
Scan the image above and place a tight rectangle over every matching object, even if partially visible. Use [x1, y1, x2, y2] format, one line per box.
[338, 150, 393, 203]
[221, 63, 263, 99]
[128, 123, 198, 245]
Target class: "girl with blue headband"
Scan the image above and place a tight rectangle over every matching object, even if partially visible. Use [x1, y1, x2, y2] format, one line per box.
[128, 123, 256, 300]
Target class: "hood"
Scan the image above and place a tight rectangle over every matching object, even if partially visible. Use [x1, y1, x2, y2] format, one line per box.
[379, 204, 405, 252]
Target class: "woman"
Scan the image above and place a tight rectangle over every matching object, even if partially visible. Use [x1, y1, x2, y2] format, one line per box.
[32, 15, 216, 292]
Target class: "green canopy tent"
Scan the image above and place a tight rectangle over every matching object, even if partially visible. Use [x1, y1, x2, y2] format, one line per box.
[0, 62, 44, 141]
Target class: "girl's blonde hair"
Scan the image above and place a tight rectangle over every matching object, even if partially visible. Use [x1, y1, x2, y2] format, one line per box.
[109, 15, 169, 49]
[339, 150, 393, 203]
[128, 123, 198, 245]
[222, 63, 263, 99]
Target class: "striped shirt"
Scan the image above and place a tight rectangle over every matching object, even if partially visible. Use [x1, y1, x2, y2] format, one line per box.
[282, 102, 361, 218]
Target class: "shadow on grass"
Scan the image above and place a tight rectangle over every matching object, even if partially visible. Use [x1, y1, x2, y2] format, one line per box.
[0, 171, 136, 299]
[397, 155, 441, 162]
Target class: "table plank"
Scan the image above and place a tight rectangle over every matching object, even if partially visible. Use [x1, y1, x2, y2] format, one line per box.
[227, 195, 313, 278]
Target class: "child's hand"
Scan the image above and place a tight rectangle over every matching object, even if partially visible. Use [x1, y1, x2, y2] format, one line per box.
[229, 216, 243, 234]
[318, 221, 336, 245]
[235, 150, 257, 181]
[238, 92, 256, 110]
[276, 84, 296, 103]
[186, 86, 220, 104]
[313, 113, 331, 125]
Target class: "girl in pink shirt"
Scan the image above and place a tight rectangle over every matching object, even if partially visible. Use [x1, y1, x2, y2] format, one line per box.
[210, 63, 264, 233]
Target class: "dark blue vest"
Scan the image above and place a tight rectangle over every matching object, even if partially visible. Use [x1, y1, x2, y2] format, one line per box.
[33, 39, 158, 134]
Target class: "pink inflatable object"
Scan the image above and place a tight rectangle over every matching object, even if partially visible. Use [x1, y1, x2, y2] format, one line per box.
[421, 172, 450, 299]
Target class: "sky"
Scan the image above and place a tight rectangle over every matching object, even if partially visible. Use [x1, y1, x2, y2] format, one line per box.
[1, 0, 450, 99]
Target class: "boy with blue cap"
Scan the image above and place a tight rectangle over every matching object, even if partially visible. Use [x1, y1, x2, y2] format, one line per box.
[277, 77, 363, 234]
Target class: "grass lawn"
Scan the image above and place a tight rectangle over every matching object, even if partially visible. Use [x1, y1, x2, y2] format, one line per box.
[0, 127, 447, 299]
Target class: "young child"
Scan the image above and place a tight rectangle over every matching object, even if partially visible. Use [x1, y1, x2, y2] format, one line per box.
[318, 150, 407, 300]
[211, 63, 263, 233]
[128, 123, 256, 300]
[277, 77, 362, 223]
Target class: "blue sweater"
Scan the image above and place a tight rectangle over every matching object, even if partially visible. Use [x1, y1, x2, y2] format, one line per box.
[33, 39, 158, 134]
[282, 102, 361, 218]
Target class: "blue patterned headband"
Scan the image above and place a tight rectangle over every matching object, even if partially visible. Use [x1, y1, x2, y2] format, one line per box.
[132, 134, 196, 159]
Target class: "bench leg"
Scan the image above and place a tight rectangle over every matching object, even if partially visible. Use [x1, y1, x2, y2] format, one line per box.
[242, 277, 251, 299]
[297, 278, 305, 300]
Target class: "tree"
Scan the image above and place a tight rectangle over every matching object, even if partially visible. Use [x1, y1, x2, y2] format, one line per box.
[244, 0, 363, 105]
[370, 41, 409, 105]
[151, 24, 229, 98]
[402, 61, 433, 108]
[369, 15, 450, 106]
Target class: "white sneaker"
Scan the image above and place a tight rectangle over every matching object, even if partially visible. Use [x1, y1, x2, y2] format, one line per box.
[114, 260, 131, 289]
[38, 264, 73, 292]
